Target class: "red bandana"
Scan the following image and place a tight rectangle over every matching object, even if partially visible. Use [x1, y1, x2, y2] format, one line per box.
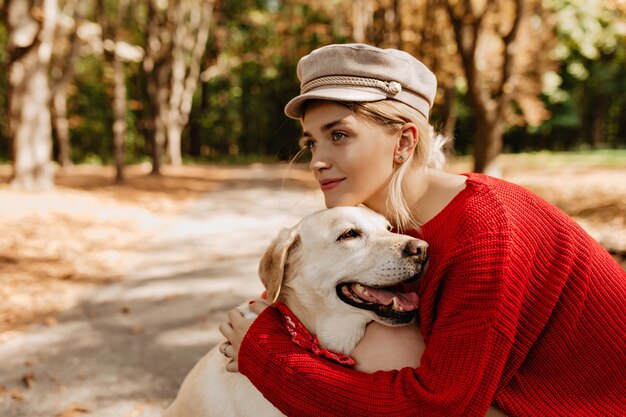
[273, 302, 357, 366]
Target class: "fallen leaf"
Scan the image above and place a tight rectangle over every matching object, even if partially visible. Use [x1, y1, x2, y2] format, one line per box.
[55, 404, 90, 417]
[162, 293, 179, 301]
[22, 372, 35, 388]
[9, 388, 23, 401]
[129, 326, 144, 334]
[124, 403, 145, 417]
[44, 316, 58, 326]
[23, 357, 39, 367]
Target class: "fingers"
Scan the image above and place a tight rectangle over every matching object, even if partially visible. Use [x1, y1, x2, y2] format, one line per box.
[218, 321, 234, 341]
[225, 359, 239, 373]
[249, 300, 269, 314]
[218, 302, 269, 373]
[228, 308, 249, 328]
[219, 341, 240, 373]
[219, 341, 237, 358]
[220, 308, 256, 353]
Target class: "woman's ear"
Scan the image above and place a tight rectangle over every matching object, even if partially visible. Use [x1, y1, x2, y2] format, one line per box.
[394, 123, 419, 163]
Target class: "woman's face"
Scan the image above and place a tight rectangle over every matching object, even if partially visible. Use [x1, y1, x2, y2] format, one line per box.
[301, 101, 399, 210]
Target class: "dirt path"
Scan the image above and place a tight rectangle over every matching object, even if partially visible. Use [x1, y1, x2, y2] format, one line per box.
[0, 165, 324, 417]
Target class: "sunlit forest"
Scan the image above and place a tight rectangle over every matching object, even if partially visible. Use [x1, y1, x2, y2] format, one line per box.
[1, 0, 625, 189]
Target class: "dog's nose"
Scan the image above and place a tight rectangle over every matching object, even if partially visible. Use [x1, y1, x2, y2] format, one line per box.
[403, 239, 428, 260]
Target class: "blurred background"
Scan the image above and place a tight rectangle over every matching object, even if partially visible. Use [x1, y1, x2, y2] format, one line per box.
[0, 1, 625, 415]
[1, 0, 625, 186]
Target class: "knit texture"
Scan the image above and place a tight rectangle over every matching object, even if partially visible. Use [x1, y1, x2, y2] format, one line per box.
[239, 173, 626, 417]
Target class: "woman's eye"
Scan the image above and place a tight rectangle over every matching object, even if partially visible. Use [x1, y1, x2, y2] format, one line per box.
[303, 139, 316, 150]
[331, 131, 347, 142]
[337, 229, 360, 241]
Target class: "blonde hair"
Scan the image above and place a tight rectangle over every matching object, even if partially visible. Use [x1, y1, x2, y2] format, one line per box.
[344, 100, 450, 231]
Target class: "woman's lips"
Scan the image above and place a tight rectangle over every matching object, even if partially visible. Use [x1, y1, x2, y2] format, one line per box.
[319, 178, 345, 191]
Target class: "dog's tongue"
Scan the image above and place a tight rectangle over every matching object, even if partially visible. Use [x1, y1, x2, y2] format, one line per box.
[354, 284, 419, 312]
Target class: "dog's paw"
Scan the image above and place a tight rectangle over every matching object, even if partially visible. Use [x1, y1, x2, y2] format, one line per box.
[237, 303, 259, 320]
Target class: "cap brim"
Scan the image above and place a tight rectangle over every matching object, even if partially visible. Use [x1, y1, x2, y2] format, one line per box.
[284, 88, 387, 119]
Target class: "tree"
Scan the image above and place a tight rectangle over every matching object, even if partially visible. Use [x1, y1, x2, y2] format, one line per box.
[5, 0, 58, 190]
[143, 0, 214, 173]
[543, 0, 626, 149]
[445, 0, 524, 174]
[324, 0, 561, 172]
[50, 0, 89, 168]
[97, 0, 133, 181]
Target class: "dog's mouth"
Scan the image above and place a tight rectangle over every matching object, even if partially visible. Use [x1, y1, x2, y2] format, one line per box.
[336, 273, 421, 324]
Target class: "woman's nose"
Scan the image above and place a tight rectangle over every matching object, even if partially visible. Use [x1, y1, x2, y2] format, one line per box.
[310, 149, 330, 172]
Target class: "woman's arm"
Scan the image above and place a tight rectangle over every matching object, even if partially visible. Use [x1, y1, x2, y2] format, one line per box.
[350, 321, 423, 373]
[225, 303, 507, 416]
[238, 305, 512, 417]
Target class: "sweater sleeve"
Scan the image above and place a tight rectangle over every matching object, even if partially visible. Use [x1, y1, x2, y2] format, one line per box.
[239, 230, 519, 417]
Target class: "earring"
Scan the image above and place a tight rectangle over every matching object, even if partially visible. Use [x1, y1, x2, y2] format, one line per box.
[396, 154, 405, 163]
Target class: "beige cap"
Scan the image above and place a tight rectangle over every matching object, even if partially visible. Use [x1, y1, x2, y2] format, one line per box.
[284, 43, 437, 120]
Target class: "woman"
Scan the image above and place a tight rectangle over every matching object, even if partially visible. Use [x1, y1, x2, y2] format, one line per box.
[219, 44, 626, 416]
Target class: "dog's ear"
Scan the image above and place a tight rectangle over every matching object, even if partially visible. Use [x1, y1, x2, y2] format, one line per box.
[258, 227, 301, 303]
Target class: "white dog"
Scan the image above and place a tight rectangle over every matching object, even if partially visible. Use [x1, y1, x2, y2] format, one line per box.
[164, 206, 428, 417]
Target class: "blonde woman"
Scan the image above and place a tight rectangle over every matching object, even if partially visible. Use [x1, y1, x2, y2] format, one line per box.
[219, 44, 626, 417]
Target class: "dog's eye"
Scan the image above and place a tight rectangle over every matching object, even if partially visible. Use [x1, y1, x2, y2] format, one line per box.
[337, 229, 360, 241]
[386, 224, 393, 231]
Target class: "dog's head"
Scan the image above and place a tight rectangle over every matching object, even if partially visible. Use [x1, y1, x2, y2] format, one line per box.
[259, 206, 428, 333]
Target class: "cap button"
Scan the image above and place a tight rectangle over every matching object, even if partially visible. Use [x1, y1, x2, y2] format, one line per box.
[387, 81, 402, 95]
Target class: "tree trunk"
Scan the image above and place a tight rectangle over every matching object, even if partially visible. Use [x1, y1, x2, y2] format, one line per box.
[352, 0, 369, 43]
[7, 0, 58, 191]
[150, 123, 166, 175]
[144, 0, 171, 174]
[112, 56, 127, 182]
[165, 0, 214, 166]
[188, 80, 209, 157]
[49, 0, 87, 169]
[151, 59, 171, 174]
[52, 87, 73, 167]
[98, 0, 129, 181]
[473, 113, 504, 176]
[445, 0, 523, 175]
[385, 0, 402, 48]
[439, 86, 457, 139]
[166, 120, 183, 166]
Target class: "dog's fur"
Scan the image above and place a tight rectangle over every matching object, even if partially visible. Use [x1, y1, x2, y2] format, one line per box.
[164, 206, 428, 417]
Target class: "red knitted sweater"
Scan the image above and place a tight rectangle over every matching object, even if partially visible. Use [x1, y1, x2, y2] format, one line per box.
[239, 173, 626, 417]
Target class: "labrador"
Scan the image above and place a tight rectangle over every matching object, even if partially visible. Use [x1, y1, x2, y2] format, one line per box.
[164, 206, 429, 416]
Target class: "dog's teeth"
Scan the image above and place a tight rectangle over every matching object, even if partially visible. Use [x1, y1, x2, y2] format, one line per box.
[353, 283, 367, 296]
[392, 297, 403, 311]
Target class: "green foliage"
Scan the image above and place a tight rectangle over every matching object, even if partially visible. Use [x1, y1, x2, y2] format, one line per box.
[68, 55, 114, 162]
[529, 0, 626, 150]
[183, 0, 349, 162]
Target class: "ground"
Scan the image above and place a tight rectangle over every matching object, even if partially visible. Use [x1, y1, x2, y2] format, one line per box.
[0, 155, 624, 416]
[0, 163, 317, 334]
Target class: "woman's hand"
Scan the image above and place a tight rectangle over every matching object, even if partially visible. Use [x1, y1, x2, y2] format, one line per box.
[218, 300, 268, 372]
